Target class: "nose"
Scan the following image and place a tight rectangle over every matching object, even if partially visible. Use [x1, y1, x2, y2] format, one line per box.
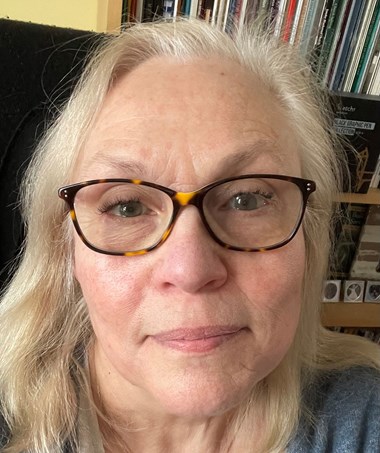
[152, 206, 228, 294]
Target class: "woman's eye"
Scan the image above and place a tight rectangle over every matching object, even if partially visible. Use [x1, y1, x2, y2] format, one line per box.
[109, 200, 147, 217]
[228, 192, 269, 210]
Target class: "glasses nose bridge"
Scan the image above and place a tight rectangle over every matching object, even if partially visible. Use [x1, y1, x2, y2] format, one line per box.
[171, 189, 207, 227]
[173, 188, 205, 208]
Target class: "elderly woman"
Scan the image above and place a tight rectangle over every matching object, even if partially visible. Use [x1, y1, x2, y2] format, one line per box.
[0, 19, 379, 453]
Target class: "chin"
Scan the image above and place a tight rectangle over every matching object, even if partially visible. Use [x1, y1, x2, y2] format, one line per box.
[150, 375, 253, 419]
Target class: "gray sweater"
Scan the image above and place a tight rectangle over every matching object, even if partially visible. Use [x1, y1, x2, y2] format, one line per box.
[288, 367, 380, 452]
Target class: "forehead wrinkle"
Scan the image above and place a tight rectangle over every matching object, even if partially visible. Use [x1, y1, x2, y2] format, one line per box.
[81, 152, 149, 180]
[79, 138, 290, 184]
[214, 139, 288, 177]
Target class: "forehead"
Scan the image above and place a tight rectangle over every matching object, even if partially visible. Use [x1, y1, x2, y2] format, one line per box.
[76, 56, 301, 185]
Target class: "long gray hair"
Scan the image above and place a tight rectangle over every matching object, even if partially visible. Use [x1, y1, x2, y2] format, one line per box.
[0, 19, 379, 453]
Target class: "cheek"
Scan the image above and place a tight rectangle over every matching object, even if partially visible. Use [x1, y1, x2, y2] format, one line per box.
[73, 239, 148, 335]
[236, 234, 305, 355]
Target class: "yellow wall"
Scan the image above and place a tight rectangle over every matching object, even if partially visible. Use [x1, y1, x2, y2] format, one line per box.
[0, 0, 122, 32]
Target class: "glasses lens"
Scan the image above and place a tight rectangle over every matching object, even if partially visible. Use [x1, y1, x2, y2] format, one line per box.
[203, 177, 304, 249]
[73, 182, 173, 253]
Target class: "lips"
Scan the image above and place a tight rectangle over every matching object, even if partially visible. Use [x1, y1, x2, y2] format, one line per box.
[151, 325, 247, 353]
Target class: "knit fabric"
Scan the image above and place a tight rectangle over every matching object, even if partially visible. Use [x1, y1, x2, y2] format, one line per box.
[288, 366, 380, 452]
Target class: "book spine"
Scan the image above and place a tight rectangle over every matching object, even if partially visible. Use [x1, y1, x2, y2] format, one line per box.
[189, 0, 200, 18]
[367, 52, 380, 94]
[329, 0, 365, 91]
[342, 0, 378, 92]
[293, 0, 310, 46]
[234, 0, 244, 20]
[135, 0, 145, 20]
[323, 0, 352, 85]
[211, 0, 220, 23]
[290, 0, 305, 44]
[316, 0, 342, 78]
[283, 0, 298, 41]
[300, 0, 329, 58]
[370, 155, 380, 188]
[242, 0, 260, 24]
[269, 0, 281, 24]
[274, 0, 288, 38]
[352, 1, 380, 93]
[184, 0, 191, 15]
[121, 0, 129, 24]
[225, 0, 237, 34]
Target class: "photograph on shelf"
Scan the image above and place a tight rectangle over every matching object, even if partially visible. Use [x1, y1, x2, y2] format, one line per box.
[364, 280, 380, 302]
[343, 280, 365, 302]
[323, 280, 342, 302]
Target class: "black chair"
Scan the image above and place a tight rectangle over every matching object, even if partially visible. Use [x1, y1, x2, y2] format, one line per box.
[0, 19, 99, 288]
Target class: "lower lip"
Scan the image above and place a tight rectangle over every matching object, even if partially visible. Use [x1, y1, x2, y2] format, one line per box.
[152, 329, 246, 353]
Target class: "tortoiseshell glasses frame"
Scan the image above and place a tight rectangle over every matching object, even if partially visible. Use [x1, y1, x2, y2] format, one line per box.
[58, 174, 316, 256]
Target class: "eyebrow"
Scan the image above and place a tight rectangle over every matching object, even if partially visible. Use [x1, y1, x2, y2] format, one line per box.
[214, 140, 286, 176]
[87, 139, 286, 180]
[85, 153, 148, 179]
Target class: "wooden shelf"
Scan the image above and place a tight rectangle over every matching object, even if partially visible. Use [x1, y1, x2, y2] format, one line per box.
[328, 189, 380, 328]
[322, 303, 380, 327]
[335, 188, 380, 205]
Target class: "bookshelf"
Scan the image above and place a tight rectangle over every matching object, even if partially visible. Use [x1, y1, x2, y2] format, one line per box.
[336, 188, 380, 205]
[324, 188, 380, 328]
[322, 303, 380, 328]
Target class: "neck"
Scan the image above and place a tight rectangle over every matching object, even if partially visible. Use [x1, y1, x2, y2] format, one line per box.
[99, 411, 234, 453]
[89, 346, 263, 453]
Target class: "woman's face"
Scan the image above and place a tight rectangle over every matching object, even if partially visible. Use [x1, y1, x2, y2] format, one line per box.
[73, 56, 306, 418]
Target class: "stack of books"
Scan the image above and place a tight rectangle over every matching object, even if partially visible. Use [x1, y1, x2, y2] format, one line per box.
[122, 0, 380, 96]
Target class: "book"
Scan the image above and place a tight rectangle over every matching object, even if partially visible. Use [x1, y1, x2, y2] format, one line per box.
[308, 0, 333, 60]
[332, 92, 380, 193]
[211, 0, 221, 23]
[242, 0, 260, 25]
[322, 0, 352, 85]
[368, 56, 380, 94]
[351, 1, 380, 93]
[342, 0, 378, 92]
[370, 155, 380, 188]
[316, 0, 346, 79]
[189, 0, 200, 18]
[350, 204, 380, 280]
[274, 0, 288, 38]
[329, 0, 366, 91]
[283, 0, 298, 41]
[290, 0, 306, 44]
[269, 0, 281, 24]
[364, 50, 380, 93]
[298, 0, 316, 54]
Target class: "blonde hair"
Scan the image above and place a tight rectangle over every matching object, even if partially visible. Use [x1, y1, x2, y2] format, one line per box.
[0, 19, 379, 453]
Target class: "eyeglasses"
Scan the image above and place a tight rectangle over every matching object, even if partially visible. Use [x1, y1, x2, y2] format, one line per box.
[58, 175, 316, 256]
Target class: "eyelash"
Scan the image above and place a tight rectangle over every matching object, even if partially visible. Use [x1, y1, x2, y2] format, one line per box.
[230, 189, 274, 200]
[97, 197, 141, 214]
